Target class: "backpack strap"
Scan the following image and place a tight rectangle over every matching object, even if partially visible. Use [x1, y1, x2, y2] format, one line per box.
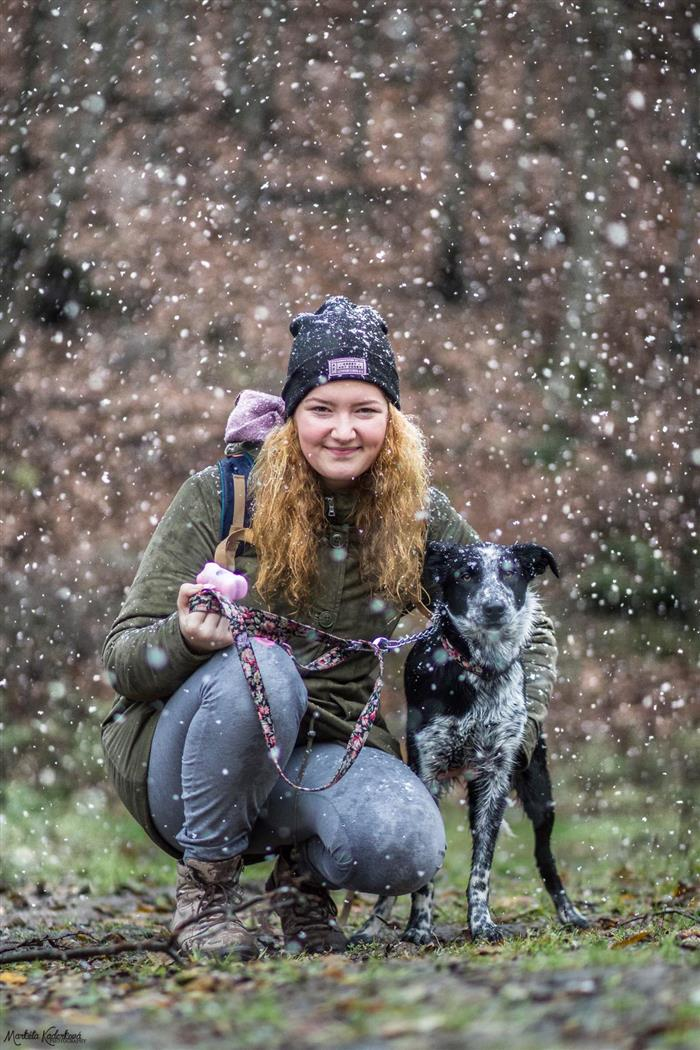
[214, 451, 256, 570]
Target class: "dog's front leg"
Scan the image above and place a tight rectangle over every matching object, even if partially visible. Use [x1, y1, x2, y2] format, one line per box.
[348, 896, 397, 945]
[401, 880, 435, 945]
[466, 772, 512, 942]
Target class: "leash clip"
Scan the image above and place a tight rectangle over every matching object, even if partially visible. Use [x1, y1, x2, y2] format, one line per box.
[371, 636, 390, 652]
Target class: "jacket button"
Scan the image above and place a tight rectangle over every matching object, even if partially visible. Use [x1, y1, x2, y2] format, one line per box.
[317, 611, 334, 629]
[330, 533, 344, 548]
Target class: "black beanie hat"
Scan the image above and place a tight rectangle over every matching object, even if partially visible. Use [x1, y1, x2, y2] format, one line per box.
[281, 296, 401, 418]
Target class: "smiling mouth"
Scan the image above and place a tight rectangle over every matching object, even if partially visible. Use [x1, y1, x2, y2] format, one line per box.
[325, 447, 360, 455]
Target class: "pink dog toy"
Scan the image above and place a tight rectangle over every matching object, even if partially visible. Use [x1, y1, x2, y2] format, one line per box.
[196, 562, 248, 601]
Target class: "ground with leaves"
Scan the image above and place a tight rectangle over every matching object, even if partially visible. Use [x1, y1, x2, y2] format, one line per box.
[2, 781, 698, 1050]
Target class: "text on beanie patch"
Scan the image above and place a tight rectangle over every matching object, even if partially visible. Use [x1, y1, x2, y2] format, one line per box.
[327, 357, 368, 378]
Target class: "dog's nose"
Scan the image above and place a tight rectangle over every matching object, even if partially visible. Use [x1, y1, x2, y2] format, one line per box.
[482, 602, 506, 621]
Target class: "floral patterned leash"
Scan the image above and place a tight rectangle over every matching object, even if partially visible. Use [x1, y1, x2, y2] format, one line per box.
[189, 588, 439, 792]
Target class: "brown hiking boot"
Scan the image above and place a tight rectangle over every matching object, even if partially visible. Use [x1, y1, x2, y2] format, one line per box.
[266, 850, 348, 955]
[171, 856, 260, 961]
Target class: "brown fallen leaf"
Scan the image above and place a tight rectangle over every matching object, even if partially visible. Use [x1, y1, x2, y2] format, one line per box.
[672, 880, 695, 899]
[612, 929, 654, 949]
[379, 1014, 445, 1037]
[174, 967, 207, 984]
[319, 957, 349, 979]
[0, 971, 28, 985]
[179, 974, 221, 993]
[676, 926, 700, 950]
[59, 1010, 105, 1026]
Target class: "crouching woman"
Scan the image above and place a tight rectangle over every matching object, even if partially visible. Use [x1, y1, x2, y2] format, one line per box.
[100, 296, 557, 960]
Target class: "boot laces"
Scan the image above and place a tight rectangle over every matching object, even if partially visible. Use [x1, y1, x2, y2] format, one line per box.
[283, 880, 338, 932]
[186, 871, 245, 925]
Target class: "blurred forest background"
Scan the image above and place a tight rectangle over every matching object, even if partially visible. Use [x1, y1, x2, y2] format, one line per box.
[1, 0, 698, 883]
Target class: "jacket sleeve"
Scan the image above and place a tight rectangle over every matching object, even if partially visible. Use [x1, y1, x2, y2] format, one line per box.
[520, 609, 558, 762]
[102, 467, 222, 701]
[425, 485, 557, 761]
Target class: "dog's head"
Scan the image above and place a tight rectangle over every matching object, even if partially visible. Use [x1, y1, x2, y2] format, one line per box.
[424, 541, 559, 633]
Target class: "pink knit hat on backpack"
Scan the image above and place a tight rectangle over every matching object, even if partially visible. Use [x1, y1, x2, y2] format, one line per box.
[224, 390, 285, 444]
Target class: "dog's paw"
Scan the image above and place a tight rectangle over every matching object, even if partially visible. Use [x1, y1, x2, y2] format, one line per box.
[401, 926, 436, 946]
[557, 903, 590, 929]
[347, 931, 373, 947]
[348, 922, 398, 947]
[348, 930, 384, 947]
[471, 922, 525, 943]
[471, 922, 505, 944]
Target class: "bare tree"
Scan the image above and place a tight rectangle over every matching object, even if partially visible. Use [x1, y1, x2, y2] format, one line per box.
[217, 0, 284, 218]
[0, 0, 137, 357]
[434, 0, 479, 302]
[503, 5, 546, 336]
[664, 16, 699, 619]
[342, 12, 374, 185]
[553, 0, 624, 390]
[0, 0, 47, 357]
[667, 21, 699, 355]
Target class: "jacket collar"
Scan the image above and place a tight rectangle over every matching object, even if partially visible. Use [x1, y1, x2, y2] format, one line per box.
[320, 482, 359, 525]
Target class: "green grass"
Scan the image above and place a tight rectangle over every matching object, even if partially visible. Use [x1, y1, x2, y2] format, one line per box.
[2, 747, 696, 904]
[3, 770, 696, 993]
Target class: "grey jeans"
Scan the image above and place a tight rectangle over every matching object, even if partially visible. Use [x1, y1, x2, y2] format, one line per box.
[146, 643, 446, 894]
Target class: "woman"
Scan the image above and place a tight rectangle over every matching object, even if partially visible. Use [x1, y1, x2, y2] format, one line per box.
[101, 296, 557, 960]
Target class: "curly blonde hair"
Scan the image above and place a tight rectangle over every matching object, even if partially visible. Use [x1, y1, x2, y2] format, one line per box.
[250, 404, 430, 612]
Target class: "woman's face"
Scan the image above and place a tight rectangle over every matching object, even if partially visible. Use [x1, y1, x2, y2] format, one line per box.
[294, 380, 390, 491]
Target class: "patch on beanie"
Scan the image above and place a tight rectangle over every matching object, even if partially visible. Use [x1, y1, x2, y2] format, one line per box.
[327, 357, 368, 378]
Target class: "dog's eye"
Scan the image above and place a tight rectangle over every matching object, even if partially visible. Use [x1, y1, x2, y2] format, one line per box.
[501, 560, 517, 575]
[458, 564, 478, 580]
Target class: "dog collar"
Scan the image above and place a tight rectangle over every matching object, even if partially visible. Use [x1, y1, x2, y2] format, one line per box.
[439, 633, 520, 680]
[439, 635, 493, 678]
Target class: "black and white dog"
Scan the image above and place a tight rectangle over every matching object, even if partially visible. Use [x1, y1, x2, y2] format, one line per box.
[353, 540, 588, 945]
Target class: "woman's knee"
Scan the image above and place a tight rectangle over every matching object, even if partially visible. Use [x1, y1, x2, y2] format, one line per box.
[310, 751, 447, 895]
[200, 642, 308, 725]
[348, 804, 446, 895]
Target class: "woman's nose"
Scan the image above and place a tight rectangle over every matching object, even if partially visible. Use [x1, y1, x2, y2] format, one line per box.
[331, 415, 356, 440]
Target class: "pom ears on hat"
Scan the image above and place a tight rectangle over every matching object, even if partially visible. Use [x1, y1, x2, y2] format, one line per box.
[289, 313, 314, 337]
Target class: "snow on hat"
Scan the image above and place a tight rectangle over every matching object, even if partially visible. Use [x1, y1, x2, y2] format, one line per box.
[281, 296, 400, 419]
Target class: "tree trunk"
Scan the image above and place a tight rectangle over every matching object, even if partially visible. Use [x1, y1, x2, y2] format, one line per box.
[553, 1, 623, 392]
[504, 7, 545, 336]
[220, 1, 283, 218]
[1, 0, 136, 354]
[434, 0, 478, 302]
[667, 24, 699, 354]
[0, 0, 46, 357]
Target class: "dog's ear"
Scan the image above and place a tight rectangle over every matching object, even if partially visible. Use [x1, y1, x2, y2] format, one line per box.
[423, 540, 453, 595]
[511, 543, 560, 579]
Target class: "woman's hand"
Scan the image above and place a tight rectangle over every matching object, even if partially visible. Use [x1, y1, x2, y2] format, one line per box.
[177, 583, 234, 654]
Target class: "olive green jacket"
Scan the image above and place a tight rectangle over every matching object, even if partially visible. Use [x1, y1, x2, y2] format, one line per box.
[101, 445, 558, 859]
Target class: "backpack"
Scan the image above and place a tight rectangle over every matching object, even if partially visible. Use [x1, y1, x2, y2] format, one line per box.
[213, 448, 257, 570]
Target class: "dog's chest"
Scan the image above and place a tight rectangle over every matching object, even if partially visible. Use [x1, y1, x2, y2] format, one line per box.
[410, 675, 527, 794]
